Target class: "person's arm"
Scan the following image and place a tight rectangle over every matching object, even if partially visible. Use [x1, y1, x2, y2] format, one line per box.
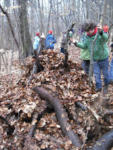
[99, 30, 108, 42]
[74, 41, 87, 49]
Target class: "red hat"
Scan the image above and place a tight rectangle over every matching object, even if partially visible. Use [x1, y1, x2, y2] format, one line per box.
[48, 30, 53, 34]
[36, 32, 40, 36]
[103, 25, 109, 33]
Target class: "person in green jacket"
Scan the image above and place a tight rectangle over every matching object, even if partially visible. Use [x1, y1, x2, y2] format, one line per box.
[80, 31, 90, 75]
[73, 23, 109, 93]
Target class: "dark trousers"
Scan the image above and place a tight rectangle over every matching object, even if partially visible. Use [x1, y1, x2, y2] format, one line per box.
[93, 58, 109, 90]
[81, 60, 90, 75]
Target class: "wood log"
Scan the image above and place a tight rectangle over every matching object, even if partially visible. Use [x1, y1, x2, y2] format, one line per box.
[89, 129, 113, 150]
[32, 87, 82, 148]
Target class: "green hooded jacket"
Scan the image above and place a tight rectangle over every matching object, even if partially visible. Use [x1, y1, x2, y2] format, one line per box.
[77, 32, 109, 61]
[80, 33, 90, 60]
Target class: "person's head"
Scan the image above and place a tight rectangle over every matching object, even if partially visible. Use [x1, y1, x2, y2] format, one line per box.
[83, 22, 96, 30]
[48, 30, 53, 34]
[83, 22, 97, 36]
[36, 32, 40, 37]
[41, 33, 45, 38]
[68, 31, 73, 37]
[103, 24, 109, 32]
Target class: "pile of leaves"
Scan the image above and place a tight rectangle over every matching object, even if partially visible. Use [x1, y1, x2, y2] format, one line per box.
[0, 50, 113, 150]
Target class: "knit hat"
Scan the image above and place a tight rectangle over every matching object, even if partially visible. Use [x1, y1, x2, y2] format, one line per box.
[36, 32, 40, 36]
[41, 33, 45, 38]
[103, 25, 109, 32]
[48, 30, 53, 34]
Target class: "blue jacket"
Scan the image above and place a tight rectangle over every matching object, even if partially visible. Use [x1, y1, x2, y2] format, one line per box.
[45, 34, 56, 49]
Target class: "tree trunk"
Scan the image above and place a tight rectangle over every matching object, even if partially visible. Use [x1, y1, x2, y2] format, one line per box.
[17, 0, 33, 57]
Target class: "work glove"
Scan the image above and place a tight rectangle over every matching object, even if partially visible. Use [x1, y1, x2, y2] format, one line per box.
[70, 38, 78, 46]
[72, 39, 78, 46]
[97, 24, 103, 36]
[99, 30, 103, 36]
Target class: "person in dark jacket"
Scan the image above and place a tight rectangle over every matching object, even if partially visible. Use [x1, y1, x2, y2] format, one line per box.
[45, 30, 56, 50]
[40, 33, 45, 51]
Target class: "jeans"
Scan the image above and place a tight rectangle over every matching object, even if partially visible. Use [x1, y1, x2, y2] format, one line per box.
[60, 48, 66, 54]
[82, 60, 90, 75]
[93, 57, 109, 90]
[109, 58, 113, 82]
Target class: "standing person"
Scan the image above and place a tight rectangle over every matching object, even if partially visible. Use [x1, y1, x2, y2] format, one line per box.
[60, 30, 73, 54]
[72, 23, 109, 93]
[109, 42, 113, 84]
[40, 33, 45, 51]
[32, 32, 43, 73]
[60, 30, 74, 67]
[79, 23, 91, 75]
[103, 24, 109, 33]
[45, 30, 56, 50]
[33, 32, 40, 56]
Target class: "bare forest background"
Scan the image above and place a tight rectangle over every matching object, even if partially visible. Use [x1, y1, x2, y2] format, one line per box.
[0, 0, 113, 74]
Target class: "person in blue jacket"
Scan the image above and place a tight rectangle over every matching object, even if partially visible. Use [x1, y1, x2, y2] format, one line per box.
[45, 30, 56, 50]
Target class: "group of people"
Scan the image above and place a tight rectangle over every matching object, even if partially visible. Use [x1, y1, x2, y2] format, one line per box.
[33, 23, 113, 94]
[33, 30, 56, 55]
[71, 23, 113, 94]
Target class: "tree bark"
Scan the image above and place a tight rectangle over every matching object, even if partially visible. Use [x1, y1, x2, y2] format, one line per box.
[17, 0, 33, 57]
[0, 4, 19, 50]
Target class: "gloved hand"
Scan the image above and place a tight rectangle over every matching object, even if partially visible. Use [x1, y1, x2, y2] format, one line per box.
[70, 38, 78, 46]
[97, 24, 103, 36]
[74, 41, 78, 46]
[73, 39, 78, 46]
[99, 30, 103, 36]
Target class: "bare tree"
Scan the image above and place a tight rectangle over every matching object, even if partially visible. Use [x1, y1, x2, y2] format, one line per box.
[17, 0, 33, 57]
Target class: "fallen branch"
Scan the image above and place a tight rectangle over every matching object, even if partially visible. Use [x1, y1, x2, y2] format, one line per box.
[32, 86, 82, 148]
[75, 102, 87, 111]
[29, 108, 48, 137]
[0, 115, 15, 135]
[89, 129, 113, 150]
[83, 102, 102, 122]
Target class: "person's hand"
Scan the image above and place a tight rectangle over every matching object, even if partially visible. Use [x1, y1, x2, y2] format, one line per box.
[70, 38, 77, 43]
[97, 24, 103, 35]
[71, 38, 78, 46]
[97, 24, 102, 31]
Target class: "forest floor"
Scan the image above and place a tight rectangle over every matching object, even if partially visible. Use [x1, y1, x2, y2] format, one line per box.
[0, 47, 113, 150]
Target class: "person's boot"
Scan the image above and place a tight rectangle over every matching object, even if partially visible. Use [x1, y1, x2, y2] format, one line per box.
[95, 88, 102, 92]
[103, 85, 108, 95]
